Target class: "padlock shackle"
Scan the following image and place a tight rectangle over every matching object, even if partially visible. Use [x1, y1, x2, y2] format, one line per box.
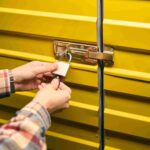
[66, 52, 72, 64]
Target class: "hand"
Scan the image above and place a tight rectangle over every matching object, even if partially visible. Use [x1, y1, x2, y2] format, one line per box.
[33, 78, 71, 113]
[12, 61, 58, 91]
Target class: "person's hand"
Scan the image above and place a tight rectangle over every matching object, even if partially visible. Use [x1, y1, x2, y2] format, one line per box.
[12, 61, 58, 91]
[33, 78, 71, 113]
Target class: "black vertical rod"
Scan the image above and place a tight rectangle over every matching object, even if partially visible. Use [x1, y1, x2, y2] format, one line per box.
[97, 0, 105, 150]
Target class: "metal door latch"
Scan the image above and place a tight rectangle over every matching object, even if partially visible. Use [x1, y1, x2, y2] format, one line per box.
[54, 41, 114, 66]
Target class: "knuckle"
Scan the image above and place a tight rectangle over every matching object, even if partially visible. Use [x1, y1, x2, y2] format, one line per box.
[32, 61, 40, 64]
[69, 88, 72, 94]
[66, 104, 70, 108]
[68, 94, 71, 100]
[64, 103, 69, 109]
[64, 93, 71, 100]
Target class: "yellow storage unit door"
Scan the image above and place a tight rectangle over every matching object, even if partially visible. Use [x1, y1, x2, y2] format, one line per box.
[0, 0, 150, 150]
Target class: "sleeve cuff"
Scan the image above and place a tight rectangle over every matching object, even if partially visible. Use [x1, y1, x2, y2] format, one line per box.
[18, 101, 51, 130]
[8, 70, 15, 93]
[0, 69, 11, 98]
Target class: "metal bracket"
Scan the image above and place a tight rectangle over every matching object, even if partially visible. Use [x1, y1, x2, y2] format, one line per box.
[54, 41, 114, 66]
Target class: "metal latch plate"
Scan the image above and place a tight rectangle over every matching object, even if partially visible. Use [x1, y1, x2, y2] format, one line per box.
[54, 41, 114, 66]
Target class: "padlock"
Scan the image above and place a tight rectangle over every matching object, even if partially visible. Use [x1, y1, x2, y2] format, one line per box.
[53, 53, 72, 77]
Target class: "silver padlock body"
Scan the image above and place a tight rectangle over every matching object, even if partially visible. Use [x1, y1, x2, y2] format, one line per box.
[53, 61, 70, 77]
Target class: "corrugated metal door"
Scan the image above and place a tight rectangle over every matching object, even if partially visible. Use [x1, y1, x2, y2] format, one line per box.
[0, 0, 150, 150]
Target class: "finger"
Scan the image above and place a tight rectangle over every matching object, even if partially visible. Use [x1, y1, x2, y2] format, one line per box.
[44, 72, 53, 76]
[36, 79, 42, 84]
[41, 82, 47, 88]
[63, 103, 70, 109]
[59, 82, 71, 94]
[38, 85, 43, 90]
[50, 78, 60, 90]
[36, 74, 44, 78]
[33, 63, 58, 75]
[38, 82, 46, 90]
[33, 61, 54, 67]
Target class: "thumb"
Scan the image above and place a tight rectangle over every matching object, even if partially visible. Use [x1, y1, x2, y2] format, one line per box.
[34, 63, 58, 75]
[50, 77, 60, 90]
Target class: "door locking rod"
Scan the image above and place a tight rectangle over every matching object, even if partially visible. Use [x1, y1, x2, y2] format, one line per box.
[97, 0, 105, 150]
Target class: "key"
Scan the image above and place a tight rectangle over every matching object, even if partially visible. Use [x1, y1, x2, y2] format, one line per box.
[53, 53, 72, 77]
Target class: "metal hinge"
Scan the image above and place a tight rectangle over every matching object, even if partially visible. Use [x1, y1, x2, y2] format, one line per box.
[54, 41, 114, 66]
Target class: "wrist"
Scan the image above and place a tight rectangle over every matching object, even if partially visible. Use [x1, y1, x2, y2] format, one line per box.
[33, 97, 54, 114]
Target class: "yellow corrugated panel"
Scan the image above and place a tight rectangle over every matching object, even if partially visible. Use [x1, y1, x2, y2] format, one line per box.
[0, 0, 150, 150]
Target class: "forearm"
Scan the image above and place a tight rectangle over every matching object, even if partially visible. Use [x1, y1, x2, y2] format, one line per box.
[0, 101, 51, 150]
